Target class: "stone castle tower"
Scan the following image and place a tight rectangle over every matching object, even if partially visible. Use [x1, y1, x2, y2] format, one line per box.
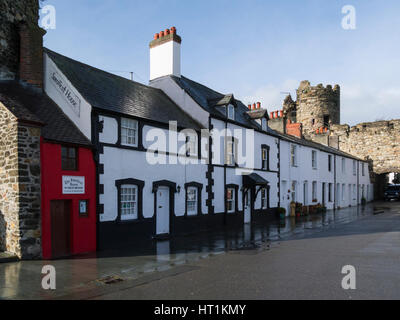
[295, 80, 340, 137]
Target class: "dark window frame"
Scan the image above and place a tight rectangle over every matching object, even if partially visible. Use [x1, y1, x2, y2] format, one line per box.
[79, 200, 89, 218]
[261, 144, 270, 171]
[61, 146, 78, 171]
[184, 182, 203, 217]
[225, 184, 239, 214]
[225, 136, 238, 166]
[328, 155, 332, 172]
[115, 178, 145, 223]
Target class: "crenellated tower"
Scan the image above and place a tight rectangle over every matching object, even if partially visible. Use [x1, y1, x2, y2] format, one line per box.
[295, 80, 340, 137]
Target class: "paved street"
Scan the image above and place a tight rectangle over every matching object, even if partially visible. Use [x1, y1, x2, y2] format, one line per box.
[1, 202, 400, 300]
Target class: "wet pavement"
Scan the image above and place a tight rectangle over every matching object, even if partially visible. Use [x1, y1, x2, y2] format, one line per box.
[0, 203, 386, 299]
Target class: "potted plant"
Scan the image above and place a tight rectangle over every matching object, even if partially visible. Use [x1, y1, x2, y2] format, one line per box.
[295, 202, 303, 216]
[290, 201, 296, 217]
[277, 207, 286, 219]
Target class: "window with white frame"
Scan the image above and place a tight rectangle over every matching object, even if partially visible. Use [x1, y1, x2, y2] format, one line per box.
[120, 185, 138, 220]
[121, 118, 138, 147]
[328, 183, 333, 202]
[328, 155, 332, 172]
[226, 188, 235, 213]
[186, 134, 198, 157]
[261, 188, 268, 209]
[262, 147, 269, 170]
[291, 144, 297, 167]
[227, 104, 235, 120]
[362, 163, 365, 176]
[353, 160, 356, 175]
[312, 181, 317, 201]
[312, 150, 317, 169]
[225, 138, 235, 166]
[342, 158, 346, 173]
[186, 187, 198, 216]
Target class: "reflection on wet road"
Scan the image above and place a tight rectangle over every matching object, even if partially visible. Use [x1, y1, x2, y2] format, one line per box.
[0, 205, 376, 299]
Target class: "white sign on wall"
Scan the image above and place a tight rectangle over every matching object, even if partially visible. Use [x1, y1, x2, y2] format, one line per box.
[50, 71, 81, 117]
[62, 176, 85, 194]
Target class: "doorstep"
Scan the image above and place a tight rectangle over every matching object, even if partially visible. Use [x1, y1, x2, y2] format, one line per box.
[0, 251, 19, 263]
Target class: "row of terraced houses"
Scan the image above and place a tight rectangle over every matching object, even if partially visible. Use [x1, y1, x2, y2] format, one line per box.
[0, 12, 373, 259]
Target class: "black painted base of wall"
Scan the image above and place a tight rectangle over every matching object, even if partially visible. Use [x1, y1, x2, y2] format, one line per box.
[98, 208, 278, 252]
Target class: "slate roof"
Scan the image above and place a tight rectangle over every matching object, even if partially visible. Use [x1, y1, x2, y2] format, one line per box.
[170, 76, 262, 129]
[168, 75, 365, 162]
[44, 48, 202, 130]
[0, 82, 92, 147]
[272, 129, 365, 161]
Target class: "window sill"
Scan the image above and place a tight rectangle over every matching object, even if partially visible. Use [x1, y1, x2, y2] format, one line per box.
[121, 143, 138, 148]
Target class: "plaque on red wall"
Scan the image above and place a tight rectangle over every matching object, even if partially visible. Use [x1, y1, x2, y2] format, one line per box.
[62, 176, 85, 194]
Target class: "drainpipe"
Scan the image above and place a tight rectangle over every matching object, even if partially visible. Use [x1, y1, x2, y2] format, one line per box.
[223, 119, 228, 225]
[278, 138, 281, 209]
[334, 155, 336, 211]
[357, 161, 360, 205]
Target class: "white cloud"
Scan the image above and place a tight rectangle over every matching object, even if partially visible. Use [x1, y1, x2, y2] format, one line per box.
[341, 84, 400, 125]
[243, 79, 299, 112]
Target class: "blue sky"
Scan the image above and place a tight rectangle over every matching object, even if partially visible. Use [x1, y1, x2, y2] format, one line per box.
[41, 0, 400, 125]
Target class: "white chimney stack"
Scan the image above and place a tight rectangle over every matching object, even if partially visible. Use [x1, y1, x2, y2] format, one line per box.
[150, 27, 181, 81]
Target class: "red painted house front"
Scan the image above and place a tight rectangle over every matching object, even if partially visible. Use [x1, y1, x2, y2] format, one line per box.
[41, 139, 97, 259]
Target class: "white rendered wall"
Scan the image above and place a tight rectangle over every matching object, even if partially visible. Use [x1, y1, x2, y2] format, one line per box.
[44, 53, 92, 139]
[150, 76, 209, 128]
[279, 139, 372, 215]
[150, 41, 181, 80]
[98, 122, 208, 222]
[99, 116, 118, 144]
[211, 118, 280, 213]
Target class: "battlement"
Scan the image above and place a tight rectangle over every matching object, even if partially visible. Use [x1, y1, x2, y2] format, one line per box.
[350, 120, 400, 132]
[297, 80, 340, 98]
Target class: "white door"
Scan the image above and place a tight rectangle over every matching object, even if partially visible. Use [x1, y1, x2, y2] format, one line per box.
[244, 189, 251, 224]
[156, 187, 170, 235]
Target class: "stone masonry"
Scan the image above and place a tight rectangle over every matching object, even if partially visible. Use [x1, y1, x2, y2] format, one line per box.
[296, 80, 340, 138]
[0, 0, 40, 80]
[273, 80, 400, 177]
[330, 121, 400, 175]
[0, 103, 42, 259]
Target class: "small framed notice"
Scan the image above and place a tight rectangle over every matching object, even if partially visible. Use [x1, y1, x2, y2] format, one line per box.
[62, 176, 85, 194]
[79, 200, 89, 217]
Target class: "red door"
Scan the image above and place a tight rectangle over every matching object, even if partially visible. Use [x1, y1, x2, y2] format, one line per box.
[50, 200, 71, 258]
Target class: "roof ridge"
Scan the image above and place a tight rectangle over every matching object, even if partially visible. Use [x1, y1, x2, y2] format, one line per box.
[180, 75, 226, 97]
[44, 47, 155, 91]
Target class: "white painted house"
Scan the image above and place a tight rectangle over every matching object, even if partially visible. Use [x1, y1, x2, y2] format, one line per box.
[42, 27, 373, 250]
[149, 27, 373, 220]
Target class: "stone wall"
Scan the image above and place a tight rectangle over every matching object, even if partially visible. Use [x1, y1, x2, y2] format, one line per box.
[0, 103, 41, 259]
[331, 120, 400, 175]
[0, 104, 19, 254]
[296, 80, 340, 137]
[17, 125, 41, 259]
[0, 0, 40, 80]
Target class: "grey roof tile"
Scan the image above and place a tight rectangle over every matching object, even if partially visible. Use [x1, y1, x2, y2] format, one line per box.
[0, 82, 92, 147]
[44, 48, 202, 130]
